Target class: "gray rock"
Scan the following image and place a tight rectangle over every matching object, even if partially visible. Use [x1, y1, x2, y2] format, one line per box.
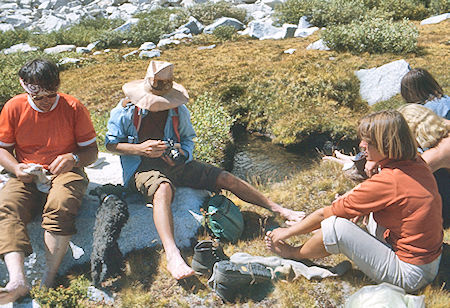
[87, 286, 114, 305]
[259, 0, 284, 9]
[44, 44, 76, 54]
[122, 49, 139, 58]
[297, 16, 312, 29]
[86, 41, 100, 51]
[139, 42, 157, 50]
[420, 13, 450, 25]
[259, 23, 296, 40]
[2, 43, 38, 55]
[306, 39, 330, 51]
[3, 14, 32, 28]
[355, 59, 410, 105]
[244, 19, 278, 39]
[139, 49, 161, 58]
[93, 51, 103, 55]
[197, 44, 216, 50]
[294, 26, 319, 38]
[284, 48, 296, 54]
[157, 38, 181, 48]
[0, 153, 208, 288]
[58, 57, 81, 65]
[76, 47, 91, 53]
[35, 14, 69, 32]
[113, 18, 139, 32]
[203, 17, 245, 34]
[181, 16, 204, 35]
[0, 23, 15, 32]
[118, 3, 138, 15]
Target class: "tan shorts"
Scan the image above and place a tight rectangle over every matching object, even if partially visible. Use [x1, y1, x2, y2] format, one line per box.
[133, 158, 223, 202]
[0, 168, 88, 257]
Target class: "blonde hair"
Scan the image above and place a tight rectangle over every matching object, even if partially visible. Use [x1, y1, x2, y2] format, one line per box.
[397, 103, 449, 149]
[358, 110, 417, 161]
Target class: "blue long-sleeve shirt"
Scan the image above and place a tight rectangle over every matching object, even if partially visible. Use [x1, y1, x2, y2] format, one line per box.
[105, 101, 196, 187]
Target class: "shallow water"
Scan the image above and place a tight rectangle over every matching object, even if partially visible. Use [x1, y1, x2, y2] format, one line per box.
[231, 134, 316, 184]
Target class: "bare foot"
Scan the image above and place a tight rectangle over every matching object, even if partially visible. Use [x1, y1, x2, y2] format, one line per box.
[265, 234, 299, 260]
[166, 252, 195, 280]
[0, 280, 30, 304]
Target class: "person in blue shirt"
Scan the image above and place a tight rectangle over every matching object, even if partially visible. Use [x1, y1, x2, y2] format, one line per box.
[105, 61, 304, 280]
[401, 67, 450, 120]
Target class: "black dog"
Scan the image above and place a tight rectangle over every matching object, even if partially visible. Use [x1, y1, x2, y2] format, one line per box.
[90, 184, 129, 286]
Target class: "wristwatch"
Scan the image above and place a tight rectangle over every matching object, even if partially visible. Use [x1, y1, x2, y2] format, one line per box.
[72, 153, 80, 166]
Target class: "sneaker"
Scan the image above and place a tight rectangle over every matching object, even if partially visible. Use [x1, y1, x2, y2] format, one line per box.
[192, 240, 229, 276]
[208, 260, 272, 303]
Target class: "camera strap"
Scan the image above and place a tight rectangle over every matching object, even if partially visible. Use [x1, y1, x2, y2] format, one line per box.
[132, 106, 180, 142]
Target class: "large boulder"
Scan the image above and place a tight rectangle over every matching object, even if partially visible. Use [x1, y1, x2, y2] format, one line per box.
[203, 17, 245, 34]
[0, 152, 209, 287]
[355, 59, 410, 106]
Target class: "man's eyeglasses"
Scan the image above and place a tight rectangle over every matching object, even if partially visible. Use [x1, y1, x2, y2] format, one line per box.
[31, 93, 57, 101]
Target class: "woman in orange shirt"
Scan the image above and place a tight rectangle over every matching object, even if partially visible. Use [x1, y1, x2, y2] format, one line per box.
[266, 110, 443, 292]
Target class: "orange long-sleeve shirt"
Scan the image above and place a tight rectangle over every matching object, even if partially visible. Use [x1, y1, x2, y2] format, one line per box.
[323, 157, 443, 265]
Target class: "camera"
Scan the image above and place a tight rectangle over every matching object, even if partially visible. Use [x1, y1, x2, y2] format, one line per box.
[163, 139, 186, 165]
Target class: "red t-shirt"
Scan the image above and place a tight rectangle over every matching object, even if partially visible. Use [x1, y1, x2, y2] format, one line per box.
[0, 93, 96, 166]
[323, 157, 443, 265]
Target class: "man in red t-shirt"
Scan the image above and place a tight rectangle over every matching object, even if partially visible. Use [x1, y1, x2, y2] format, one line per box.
[0, 59, 98, 304]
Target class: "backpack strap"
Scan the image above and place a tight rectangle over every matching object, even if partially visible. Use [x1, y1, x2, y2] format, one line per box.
[172, 107, 180, 142]
[133, 106, 141, 131]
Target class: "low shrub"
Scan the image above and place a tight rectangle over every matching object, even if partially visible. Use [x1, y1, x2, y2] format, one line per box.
[0, 29, 30, 50]
[375, 0, 429, 20]
[177, 1, 247, 26]
[127, 8, 180, 46]
[274, 0, 374, 27]
[321, 18, 419, 54]
[430, 0, 450, 15]
[212, 26, 239, 41]
[29, 17, 124, 49]
[31, 276, 90, 307]
[190, 93, 236, 166]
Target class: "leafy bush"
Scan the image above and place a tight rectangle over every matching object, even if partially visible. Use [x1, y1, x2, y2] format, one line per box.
[430, 0, 450, 15]
[274, 0, 374, 27]
[31, 276, 90, 307]
[274, 0, 433, 27]
[177, 1, 247, 26]
[0, 29, 30, 50]
[375, 0, 429, 20]
[190, 93, 236, 166]
[29, 18, 124, 49]
[213, 26, 239, 41]
[126, 8, 180, 46]
[321, 18, 419, 54]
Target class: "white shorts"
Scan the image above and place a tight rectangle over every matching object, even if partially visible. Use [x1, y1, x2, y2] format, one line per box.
[321, 215, 441, 292]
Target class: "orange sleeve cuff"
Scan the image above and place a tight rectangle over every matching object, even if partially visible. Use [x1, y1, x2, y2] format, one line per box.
[323, 206, 335, 218]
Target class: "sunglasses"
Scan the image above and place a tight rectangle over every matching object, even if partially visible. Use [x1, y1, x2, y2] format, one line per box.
[31, 93, 57, 101]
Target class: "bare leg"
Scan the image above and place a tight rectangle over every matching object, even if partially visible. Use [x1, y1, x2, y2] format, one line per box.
[41, 231, 71, 288]
[265, 229, 330, 260]
[153, 183, 194, 280]
[216, 171, 305, 222]
[0, 252, 30, 304]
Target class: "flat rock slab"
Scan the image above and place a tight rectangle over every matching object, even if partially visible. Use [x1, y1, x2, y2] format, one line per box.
[355, 59, 410, 105]
[0, 152, 209, 286]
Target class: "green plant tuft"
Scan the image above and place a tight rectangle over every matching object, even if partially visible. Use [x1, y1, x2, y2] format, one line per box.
[190, 93, 237, 166]
[31, 276, 90, 307]
[321, 17, 419, 54]
[212, 25, 239, 41]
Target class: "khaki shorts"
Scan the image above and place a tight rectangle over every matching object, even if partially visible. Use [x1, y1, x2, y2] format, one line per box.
[133, 158, 223, 202]
[0, 168, 88, 257]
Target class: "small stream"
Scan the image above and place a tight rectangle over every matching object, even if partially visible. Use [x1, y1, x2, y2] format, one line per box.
[231, 134, 317, 184]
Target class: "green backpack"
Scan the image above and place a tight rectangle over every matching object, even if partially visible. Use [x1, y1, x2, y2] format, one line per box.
[202, 195, 244, 243]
